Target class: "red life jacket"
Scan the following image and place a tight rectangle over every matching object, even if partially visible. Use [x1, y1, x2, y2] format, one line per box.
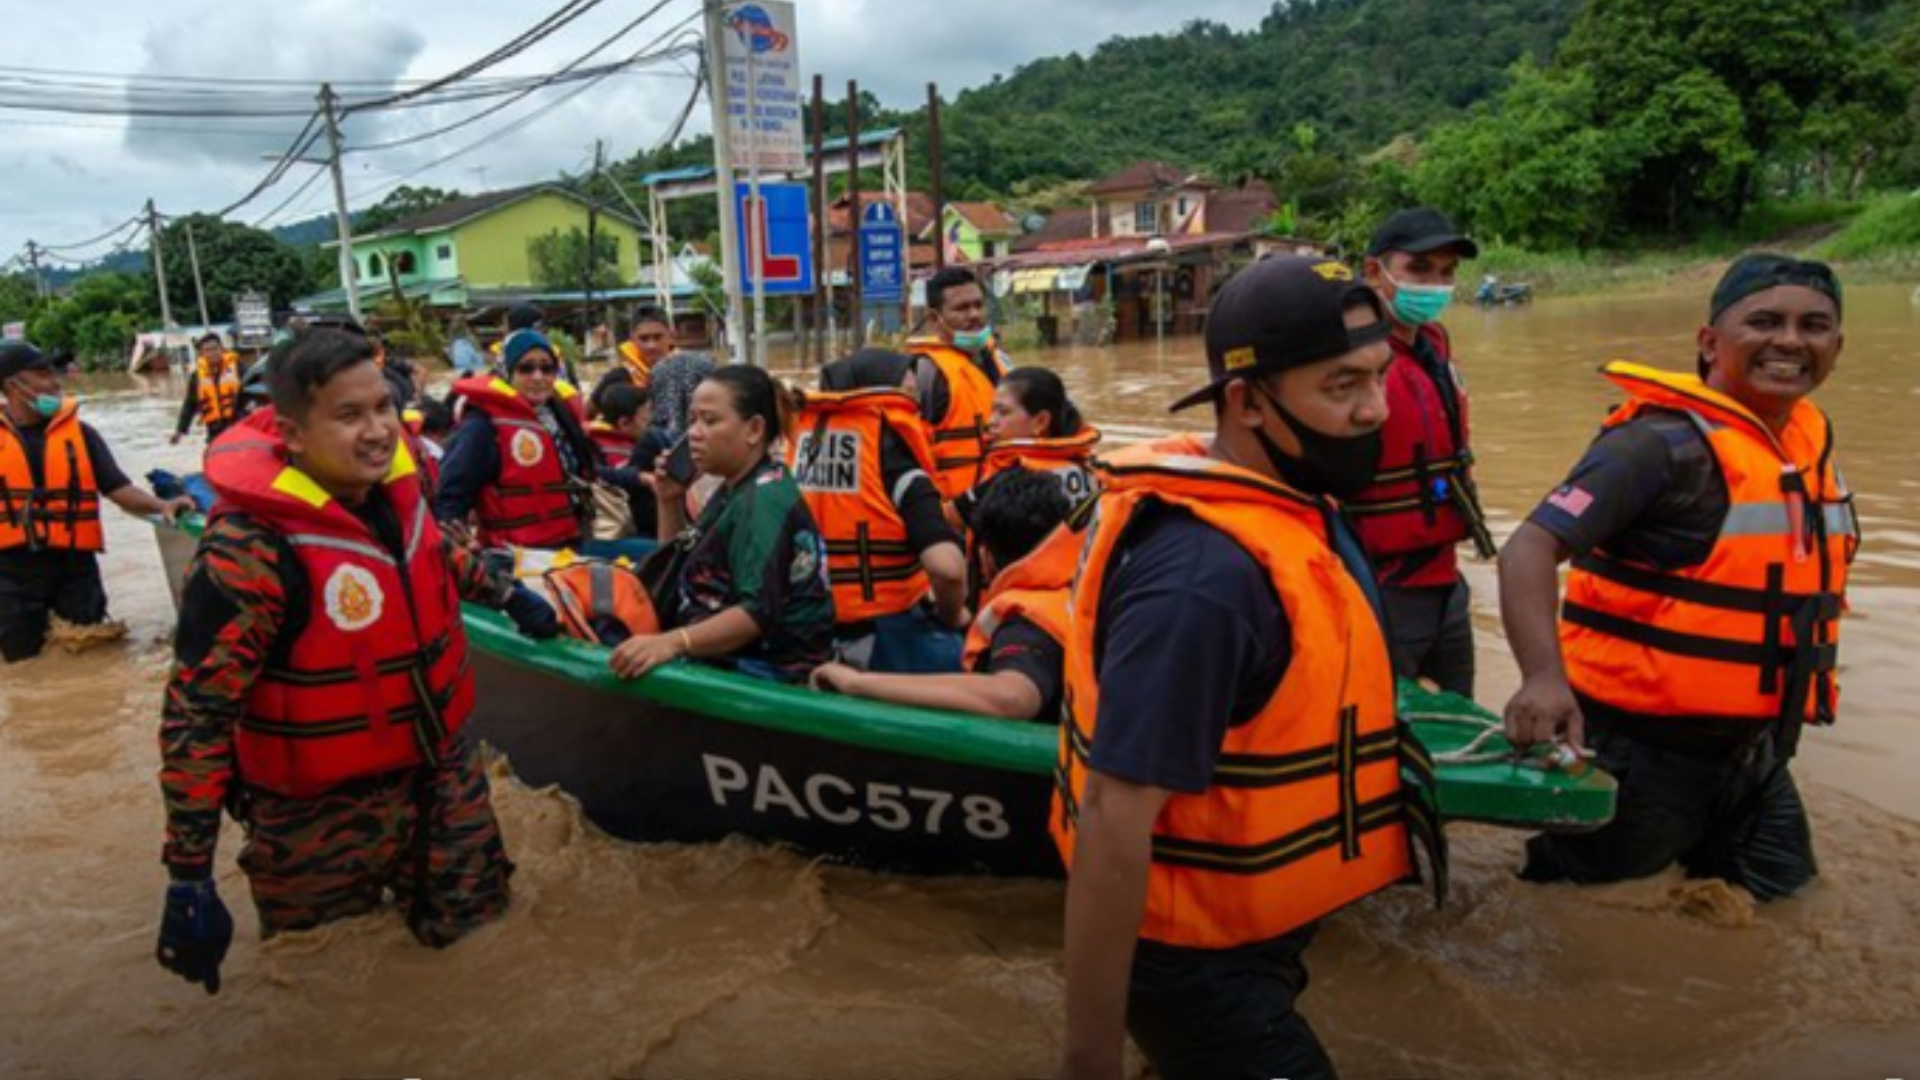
[454, 375, 586, 549]
[587, 421, 636, 468]
[205, 409, 474, 799]
[1344, 325, 1486, 586]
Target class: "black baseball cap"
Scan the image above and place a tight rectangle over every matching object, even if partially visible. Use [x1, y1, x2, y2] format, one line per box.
[1171, 255, 1392, 413]
[1367, 207, 1480, 259]
[0, 341, 69, 381]
[1709, 252, 1842, 322]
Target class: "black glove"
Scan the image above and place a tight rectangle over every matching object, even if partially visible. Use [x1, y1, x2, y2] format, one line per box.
[156, 879, 234, 995]
[503, 583, 559, 639]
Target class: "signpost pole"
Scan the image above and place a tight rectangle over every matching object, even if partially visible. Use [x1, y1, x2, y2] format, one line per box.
[745, 35, 767, 369]
[701, 0, 746, 364]
[846, 80, 863, 349]
[810, 74, 828, 365]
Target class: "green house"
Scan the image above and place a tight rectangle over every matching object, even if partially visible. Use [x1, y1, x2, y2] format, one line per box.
[309, 183, 647, 310]
[934, 202, 1022, 264]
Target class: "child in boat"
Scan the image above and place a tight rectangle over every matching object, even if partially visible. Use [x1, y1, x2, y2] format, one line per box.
[809, 468, 1071, 721]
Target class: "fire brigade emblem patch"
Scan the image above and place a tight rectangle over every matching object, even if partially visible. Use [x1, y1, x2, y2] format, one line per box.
[324, 565, 385, 632]
[510, 429, 546, 468]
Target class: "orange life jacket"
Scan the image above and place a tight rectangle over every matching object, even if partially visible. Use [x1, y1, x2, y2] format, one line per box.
[960, 521, 1077, 672]
[1344, 325, 1491, 581]
[617, 342, 655, 389]
[1561, 362, 1858, 728]
[541, 560, 661, 643]
[908, 337, 1009, 499]
[196, 352, 242, 429]
[1054, 436, 1417, 949]
[0, 398, 103, 553]
[787, 387, 941, 624]
[586, 420, 635, 468]
[454, 375, 585, 549]
[205, 409, 473, 799]
[976, 426, 1102, 508]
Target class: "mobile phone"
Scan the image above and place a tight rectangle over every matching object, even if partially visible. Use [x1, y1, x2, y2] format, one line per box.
[664, 434, 697, 485]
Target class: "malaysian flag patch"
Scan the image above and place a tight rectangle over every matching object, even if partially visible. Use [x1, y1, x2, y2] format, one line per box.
[1547, 484, 1594, 518]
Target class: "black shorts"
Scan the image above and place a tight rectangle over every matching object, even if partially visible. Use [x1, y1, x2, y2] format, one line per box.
[0, 551, 109, 662]
[1126, 926, 1340, 1080]
[1521, 705, 1817, 902]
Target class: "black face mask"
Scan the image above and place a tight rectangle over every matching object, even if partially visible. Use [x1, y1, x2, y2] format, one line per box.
[1249, 383, 1382, 500]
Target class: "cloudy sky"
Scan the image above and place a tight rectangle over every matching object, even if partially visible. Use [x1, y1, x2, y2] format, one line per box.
[0, 0, 1271, 266]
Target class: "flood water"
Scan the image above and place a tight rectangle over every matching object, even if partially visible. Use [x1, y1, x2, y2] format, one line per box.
[3, 285, 1918, 1078]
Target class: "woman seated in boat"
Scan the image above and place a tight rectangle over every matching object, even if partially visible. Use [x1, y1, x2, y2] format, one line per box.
[788, 349, 970, 673]
[434, 332, 599, 550]
[609, 365, 835, 683]
[951, 366, 1100, 530]
[811, 468, 1073, 721]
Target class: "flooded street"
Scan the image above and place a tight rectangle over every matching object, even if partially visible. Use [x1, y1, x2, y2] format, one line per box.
[3, 285, 1919, 1078]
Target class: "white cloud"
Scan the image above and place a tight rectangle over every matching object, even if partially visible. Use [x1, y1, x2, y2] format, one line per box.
[2, 0, 1272, 262]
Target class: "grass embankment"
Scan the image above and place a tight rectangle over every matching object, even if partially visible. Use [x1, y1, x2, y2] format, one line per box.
[1475, 196, 1920, 297]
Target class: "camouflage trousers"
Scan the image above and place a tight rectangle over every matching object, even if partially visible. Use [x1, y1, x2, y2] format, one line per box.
[235, 732, 513, 947]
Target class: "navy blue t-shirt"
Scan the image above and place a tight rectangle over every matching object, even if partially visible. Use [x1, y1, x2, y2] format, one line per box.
[1527, 411, 1727, 570]
[1087, 504, 1292, 795]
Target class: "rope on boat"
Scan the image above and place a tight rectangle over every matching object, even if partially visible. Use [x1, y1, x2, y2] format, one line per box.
[1403, 710, 1596, 770]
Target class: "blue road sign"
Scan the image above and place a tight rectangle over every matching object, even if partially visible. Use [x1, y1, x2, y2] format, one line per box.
[859, 200, 905, 303]
[733, 181, 814, 296]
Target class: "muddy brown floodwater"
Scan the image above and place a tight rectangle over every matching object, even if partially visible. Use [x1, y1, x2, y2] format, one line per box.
[3, 285, 1917, 1079]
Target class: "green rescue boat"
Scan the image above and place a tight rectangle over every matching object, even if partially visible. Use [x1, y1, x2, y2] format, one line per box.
[152, 517, 1613, 877]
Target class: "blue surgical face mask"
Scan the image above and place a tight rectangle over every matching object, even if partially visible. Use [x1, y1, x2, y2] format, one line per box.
[952, 325, 993, 351]
[32, 394, 61, 417]
[1383, 269, 1455, 327]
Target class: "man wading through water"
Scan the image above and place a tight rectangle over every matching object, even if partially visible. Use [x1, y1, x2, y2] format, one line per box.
[156, 328, 559, 994]
[1501, 254, 1857, 901]
[1055, 256, 1443, 1080]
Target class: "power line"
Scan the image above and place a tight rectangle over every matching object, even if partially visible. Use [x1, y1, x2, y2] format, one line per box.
[341, 0, 608, 114]
[351, 2, 694, 153]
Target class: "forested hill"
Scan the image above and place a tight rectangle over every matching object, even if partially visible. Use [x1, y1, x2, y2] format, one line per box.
[929, 0, 1581, 194]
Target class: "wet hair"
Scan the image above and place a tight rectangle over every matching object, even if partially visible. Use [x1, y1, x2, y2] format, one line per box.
[630, 305, 671, 333]
[700, 365, 791, 452]
[927, 266, 982, 312]
[417, 396, 455, 437]
[599, 382, 652, 426]
[1000, 367, 1083, 437]
[196, 332, 224, 349]
[266, 327, 379, 421]
[972, 467, 1071, 569]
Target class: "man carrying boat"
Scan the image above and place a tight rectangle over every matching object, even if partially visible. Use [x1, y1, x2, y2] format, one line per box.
[1056, 256, 1440, 1080]
[170, 332, 243, 446]
[1349, 207, 1495, 695]
[1, 342, 194, 662]
[908, 266, 1012, 499]
[1501, 254, 1856, 902]
[156, 328, 559, 995]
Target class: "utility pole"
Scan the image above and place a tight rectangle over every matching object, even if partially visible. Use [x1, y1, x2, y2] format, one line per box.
[24, 241, 47, 301]
[184, 219, 212, 329]
[585, 138, 603, 350]
[145, 200, 176, 330]
[810, 73, 828, 364]
[846, 80, 863, 349]
[317, 83, 362, 323]
[701, 0, 747, 364]
[929, 84, 945, 273]
[744, 21, 767, 368]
